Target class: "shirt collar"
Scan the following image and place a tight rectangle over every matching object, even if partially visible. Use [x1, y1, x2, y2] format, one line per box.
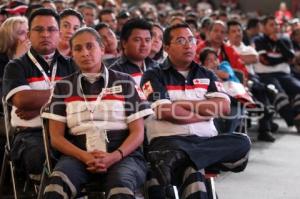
[29, 47, 65, 66]
[118, 55, 156, 70]
[161, 57, 199, 71]
[79, 64, 107, 81]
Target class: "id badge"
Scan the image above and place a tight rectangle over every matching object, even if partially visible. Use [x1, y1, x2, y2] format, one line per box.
[86, 130, 107, 152]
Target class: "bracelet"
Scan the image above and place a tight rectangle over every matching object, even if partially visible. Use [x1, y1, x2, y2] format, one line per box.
[117, 148, 124, 159]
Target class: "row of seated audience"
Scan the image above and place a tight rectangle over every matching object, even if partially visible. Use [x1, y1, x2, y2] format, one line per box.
[0, 0, 299, 198]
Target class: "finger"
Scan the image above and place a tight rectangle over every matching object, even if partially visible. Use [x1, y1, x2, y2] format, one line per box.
[86, 160, 96, 165]
[94, 162, 106, 168]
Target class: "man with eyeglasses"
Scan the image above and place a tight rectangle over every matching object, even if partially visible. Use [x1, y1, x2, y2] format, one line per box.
[2, 8, 75, 183]
[141, 23, 251, 198]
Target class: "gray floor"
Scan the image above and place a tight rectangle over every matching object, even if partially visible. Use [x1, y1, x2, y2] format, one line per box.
[215, 119, 300, 199]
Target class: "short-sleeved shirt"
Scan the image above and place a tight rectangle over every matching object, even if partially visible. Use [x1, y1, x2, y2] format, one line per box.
[109, 56, 159, 86]
[2, 48, 75, 127]
[42, 67, 153, 147]
[141, 58, 230, 142]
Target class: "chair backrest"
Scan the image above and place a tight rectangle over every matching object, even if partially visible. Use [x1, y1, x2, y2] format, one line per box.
[40, 103, 58, 174]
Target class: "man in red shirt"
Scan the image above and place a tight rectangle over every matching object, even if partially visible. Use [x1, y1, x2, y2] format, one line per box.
[196, 20, 248, 80]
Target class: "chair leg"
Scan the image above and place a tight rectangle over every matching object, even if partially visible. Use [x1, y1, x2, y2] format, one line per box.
[9, 161, 18, 199]
[37, 165, 48, 199]
[206, 177, 217, 199]
[0, 151, 8, 196]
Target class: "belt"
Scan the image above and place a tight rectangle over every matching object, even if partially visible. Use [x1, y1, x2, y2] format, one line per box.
[107, 129, 129, 141]
[15, 126, 42, 133]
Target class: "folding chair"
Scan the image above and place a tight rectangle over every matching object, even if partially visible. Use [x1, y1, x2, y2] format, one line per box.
[38, 114, 145, 199]
[0, 97, 38, 198]
[37, 116, 54, 199]
[0, 97, 18, 198]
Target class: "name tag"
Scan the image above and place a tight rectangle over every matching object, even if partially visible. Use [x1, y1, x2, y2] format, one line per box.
[193, 78, 210, 85]
[105, 85, 122, 94]
[86, 130, 107, 152]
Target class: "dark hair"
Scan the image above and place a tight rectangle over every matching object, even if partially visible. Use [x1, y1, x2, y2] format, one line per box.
[94, 22, 109, 32]
[201, 17, 213, 29]
[261, 15, 275, 26]
[163, 23, 191, 45]
[199, 47, 217, 64]
[152, 23, 164, 61]
[86, 2, 98, 9]
[25, 3, 43, 18]
[60, 8, 83, 26]
[185, 18, 198, 30]
[117, 10, 130, 19]
[120, 18, 152, 41]
[227, 20, 242, 32]
[78, 3, 95, 11]
[246, 18, 260, 30]
[70, 27, 103, 48]
[28, 8, 60, 29]
[41, 0, 54, 4]
[99, 8, 114, 20]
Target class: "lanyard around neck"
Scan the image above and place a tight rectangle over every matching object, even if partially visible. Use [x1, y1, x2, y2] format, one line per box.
[79, 67, 109, 114]
[27, 50, 57, 88]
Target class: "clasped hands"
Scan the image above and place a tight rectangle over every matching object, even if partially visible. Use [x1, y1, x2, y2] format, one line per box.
[85, 150, 121, 173]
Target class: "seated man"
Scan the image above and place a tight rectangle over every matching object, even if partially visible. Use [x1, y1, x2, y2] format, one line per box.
[110, 18, 158, 85]
[2, 8, 75, 182]
[141, 23, 251, 198]
[227, 19, 278, 142]
[42, 27, 153, 199]
[253, 15, 300, 132]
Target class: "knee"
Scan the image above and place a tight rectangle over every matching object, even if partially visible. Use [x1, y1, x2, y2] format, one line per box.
[23, 149, 45, 174]
[232, 133, 251, 155]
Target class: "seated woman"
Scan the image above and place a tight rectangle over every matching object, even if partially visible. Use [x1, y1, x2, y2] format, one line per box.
[0, 16, 30, 164]
[42, 27, 153, 199]
[148, 23, 166, 63]
[0, 16, 30, 79]
[57, 8, 84, 57]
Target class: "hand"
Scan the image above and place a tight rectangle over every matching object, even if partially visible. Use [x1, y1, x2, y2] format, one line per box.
[15, 109, 40, 120]
[14, 39, 31, 59]
[81, 152, 101, 173]
[88, 150, 121, 173]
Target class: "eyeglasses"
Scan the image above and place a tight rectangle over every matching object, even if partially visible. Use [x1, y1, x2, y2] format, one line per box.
[31, 26, 59, 34]
[171, 37, 197, 46]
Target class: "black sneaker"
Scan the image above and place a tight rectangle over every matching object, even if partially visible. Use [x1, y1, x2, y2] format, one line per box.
[294, 119, 300, 133]
[148, 150, 188, 186]
[270, 122, 279, 133]
[257, 131, 276, 142]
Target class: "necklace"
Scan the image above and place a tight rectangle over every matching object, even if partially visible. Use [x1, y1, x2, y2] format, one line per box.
[79, 67, 109, 120]
[27, 50, 57, 89]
